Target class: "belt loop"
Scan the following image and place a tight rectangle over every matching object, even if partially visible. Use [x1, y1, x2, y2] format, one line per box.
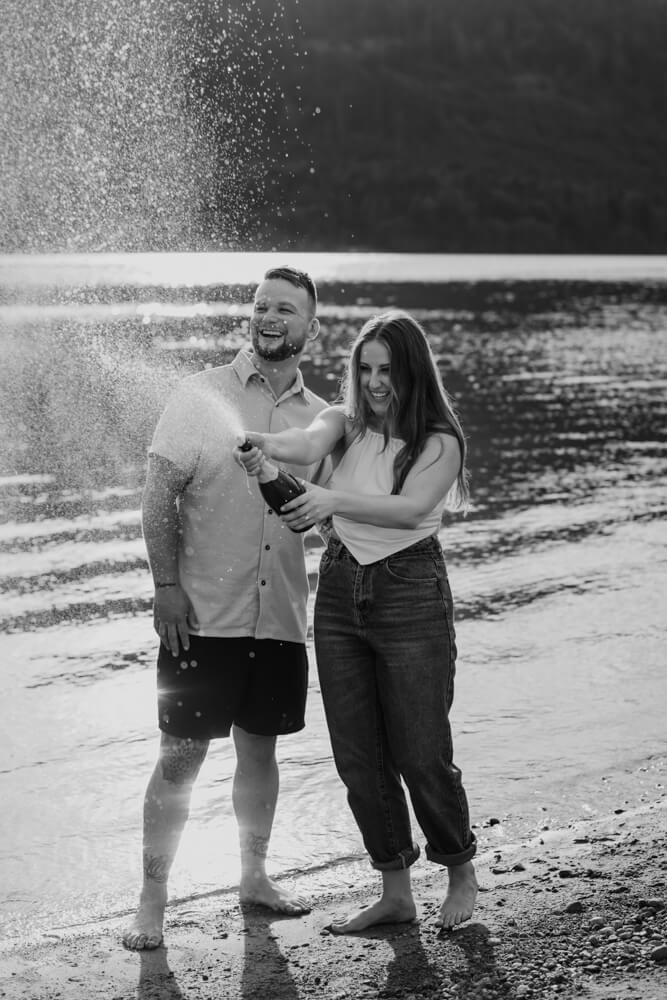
[329, 537, 343, 561]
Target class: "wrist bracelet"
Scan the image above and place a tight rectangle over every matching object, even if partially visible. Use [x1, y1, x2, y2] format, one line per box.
[155, 582, 177, 588]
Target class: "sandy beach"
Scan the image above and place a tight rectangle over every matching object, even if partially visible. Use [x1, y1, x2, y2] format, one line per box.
[1, 794, 665, 1000]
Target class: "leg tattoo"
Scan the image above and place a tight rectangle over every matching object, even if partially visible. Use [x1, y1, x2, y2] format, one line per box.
[242, 832, 269, 859]
[159, 735, 208, 785]
[143, 852, 170, 884]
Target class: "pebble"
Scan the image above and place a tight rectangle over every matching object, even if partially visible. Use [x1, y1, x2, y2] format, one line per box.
[650, 944, 667, 963]
[564, 900, 584, 914]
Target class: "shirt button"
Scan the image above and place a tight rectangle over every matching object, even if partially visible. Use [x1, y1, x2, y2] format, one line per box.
[260, 580, 266, 586]
[267, 508, 273, 515]
[265, 544, 270, 550]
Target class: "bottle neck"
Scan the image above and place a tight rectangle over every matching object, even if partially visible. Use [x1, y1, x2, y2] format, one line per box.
[256, 456, 279, 484]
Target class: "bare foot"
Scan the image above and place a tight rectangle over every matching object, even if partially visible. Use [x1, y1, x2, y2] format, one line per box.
[328, 896, 417, 935]
[239, 875, 311, 915]
[435, 860, 478, 930]
[122, 885, 166, 950]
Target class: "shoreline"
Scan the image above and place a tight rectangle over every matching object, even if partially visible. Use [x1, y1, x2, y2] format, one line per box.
[1, 801, 665, 1000]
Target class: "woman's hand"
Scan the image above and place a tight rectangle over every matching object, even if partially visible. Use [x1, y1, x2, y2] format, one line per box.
[234, 433, 267, 477]
[280, 482, 337, 529]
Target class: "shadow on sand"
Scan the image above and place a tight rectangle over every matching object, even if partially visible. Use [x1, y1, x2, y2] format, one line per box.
[137, 945, 186, 1000]
[441, 921, 507, 998]
[238, 902, 300, 1000]
[346, 918, 506, 999]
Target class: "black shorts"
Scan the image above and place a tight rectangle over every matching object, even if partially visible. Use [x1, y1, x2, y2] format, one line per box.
[156, 635, 308, 740]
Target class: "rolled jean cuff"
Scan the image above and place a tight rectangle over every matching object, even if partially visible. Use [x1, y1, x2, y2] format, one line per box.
[425, 832, 477, 867]
[371, 843, 421, 872]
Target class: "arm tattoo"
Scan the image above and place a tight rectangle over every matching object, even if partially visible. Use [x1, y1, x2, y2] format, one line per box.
[242, 833, 269, 859]
[143, 852, 170, 883]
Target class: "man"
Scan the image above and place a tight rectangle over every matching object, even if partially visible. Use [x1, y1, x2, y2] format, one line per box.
[123, 266, 327, 950]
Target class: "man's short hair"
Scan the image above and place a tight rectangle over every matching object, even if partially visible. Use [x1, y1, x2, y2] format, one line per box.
[263, 265, 318, 315]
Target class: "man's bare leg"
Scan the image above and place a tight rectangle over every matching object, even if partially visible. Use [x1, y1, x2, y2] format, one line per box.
[435, 860, 478, 929]
[328, 868, 417, 934]
[233, 725, 310, 915]
[122, 732, 209, 950]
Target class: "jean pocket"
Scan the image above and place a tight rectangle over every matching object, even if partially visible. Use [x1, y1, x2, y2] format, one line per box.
[384, 549, 443, 583]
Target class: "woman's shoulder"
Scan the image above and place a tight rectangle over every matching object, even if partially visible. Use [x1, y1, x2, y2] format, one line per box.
[429, 418, 458, 438]
[325, 403, 348, 417]
[421, 428, 461, 461]
[322, 405, 355, 433]
[319, 404, 351, 431]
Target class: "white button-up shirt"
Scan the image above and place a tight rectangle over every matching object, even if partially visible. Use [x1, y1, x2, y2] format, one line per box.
[149, 350, 329, 643]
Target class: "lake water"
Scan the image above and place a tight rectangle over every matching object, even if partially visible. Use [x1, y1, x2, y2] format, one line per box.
[1, 253, 666, 943]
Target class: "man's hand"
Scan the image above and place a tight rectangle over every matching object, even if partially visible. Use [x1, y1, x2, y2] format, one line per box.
[153, 584, 192, 656]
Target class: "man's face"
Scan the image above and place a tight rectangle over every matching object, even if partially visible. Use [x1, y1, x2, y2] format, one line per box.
[250, 278, 316, 362]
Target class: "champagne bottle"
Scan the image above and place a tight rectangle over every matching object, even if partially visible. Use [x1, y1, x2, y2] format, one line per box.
[239, 438, 313, 533]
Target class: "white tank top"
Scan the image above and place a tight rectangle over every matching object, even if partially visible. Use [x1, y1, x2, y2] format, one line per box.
[330, 430, 446, 565]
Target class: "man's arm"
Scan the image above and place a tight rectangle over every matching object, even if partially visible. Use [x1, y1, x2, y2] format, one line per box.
[142, 453, 193, 656]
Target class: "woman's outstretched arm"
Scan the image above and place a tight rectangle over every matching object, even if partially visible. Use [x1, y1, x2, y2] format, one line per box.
[238, 405, 347, 467]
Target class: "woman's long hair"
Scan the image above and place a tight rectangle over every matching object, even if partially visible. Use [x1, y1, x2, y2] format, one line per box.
[340, 310, 469, 510]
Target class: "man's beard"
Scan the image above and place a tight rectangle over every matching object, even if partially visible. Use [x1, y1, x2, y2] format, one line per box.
[251, 322, 304, 361]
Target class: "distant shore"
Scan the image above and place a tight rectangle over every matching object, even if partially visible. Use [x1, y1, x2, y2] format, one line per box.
[2, 250, 667, 294]
[1, 800, 665, 1000]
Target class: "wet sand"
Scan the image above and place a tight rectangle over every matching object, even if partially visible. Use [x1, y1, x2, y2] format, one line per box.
[1, 798, 665, 1000]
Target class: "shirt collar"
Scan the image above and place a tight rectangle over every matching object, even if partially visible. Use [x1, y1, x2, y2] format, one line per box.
[232, 348, 307, 400]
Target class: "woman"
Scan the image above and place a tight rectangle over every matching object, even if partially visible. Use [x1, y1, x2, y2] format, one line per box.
[238, 310, 477, 933]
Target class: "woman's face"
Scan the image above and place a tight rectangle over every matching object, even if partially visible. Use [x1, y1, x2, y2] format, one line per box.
[358, 339, 393, 423]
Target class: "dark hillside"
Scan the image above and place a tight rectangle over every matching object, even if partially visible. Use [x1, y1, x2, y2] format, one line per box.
[4, 0, 666, 252]
[195, 0, 667, 252]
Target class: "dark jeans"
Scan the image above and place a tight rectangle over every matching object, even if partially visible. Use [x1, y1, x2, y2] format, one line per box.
[314, 534, 476, 871]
